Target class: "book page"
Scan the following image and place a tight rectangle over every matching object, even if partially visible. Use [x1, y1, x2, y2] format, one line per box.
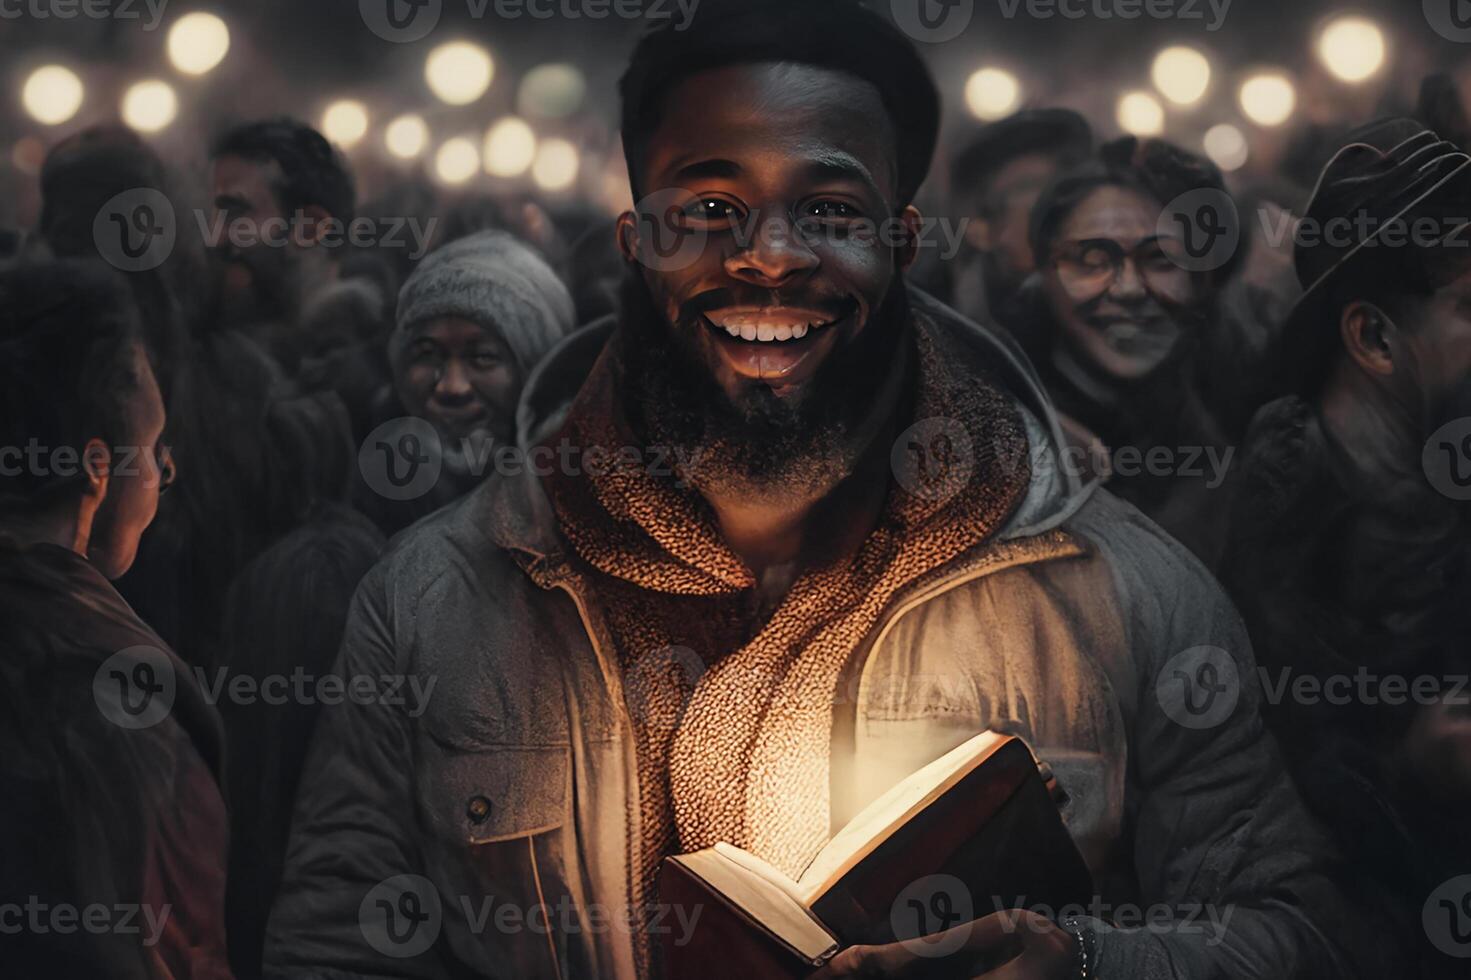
[675, 848, 839, 963]
[796, 730, 1007, 902]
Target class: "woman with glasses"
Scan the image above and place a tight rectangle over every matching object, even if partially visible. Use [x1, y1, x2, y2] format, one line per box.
[1023, 136, 1248, 568]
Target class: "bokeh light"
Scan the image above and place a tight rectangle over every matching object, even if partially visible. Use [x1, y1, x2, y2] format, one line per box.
[964, 68, 1021, 121]
[426, 41, 494, 106]
[1203, 123, 1249, 171]
[1152, 46, 1211, 106]
[168, 12, 231, 76]
[531, 138, 580, 191]
[517, 64, 587, 119]
[322, 100, 369, 148]
[435, 138, 481, 185]
[1116, 91, 1165, 136]
[1239, 72, 1296, 126]
[483, 117, 537, 178]
[121, 80, 178, 133]
[22, 65, 84, 126]
[385, 114, 430, 159]
[1317, 16, 1385, 83]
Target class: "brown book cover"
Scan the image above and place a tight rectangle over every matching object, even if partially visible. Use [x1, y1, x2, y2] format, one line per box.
[658, 732, 1092, 979]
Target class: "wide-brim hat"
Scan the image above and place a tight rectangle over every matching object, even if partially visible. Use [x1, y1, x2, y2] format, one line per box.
[1279, 118, 1471, 392]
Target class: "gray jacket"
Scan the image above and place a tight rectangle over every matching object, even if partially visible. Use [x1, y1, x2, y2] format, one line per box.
[265, 293, 1353, 979]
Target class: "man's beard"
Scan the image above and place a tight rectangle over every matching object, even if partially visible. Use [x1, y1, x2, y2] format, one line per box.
[618, 270, 907, 501]
[209, 247, 296, 329]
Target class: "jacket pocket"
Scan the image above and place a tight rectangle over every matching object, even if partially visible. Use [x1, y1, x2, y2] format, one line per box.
[419, 740, 571, 845]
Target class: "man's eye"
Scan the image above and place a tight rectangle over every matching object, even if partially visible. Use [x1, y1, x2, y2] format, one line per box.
[683, 199, 742, 223]
[412, 342, 441, 361]
[806, 200, 859, 219]
[471, 351, 501, 369]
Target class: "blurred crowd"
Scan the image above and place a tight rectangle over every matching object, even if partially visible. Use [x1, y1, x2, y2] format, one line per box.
[1, 36, 1469, 979]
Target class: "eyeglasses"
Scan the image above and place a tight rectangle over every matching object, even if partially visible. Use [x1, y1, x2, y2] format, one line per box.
[1049, 236, 1192, 302]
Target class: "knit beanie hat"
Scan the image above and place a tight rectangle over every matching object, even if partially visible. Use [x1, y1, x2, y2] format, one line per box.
[393, 229, 576, 374]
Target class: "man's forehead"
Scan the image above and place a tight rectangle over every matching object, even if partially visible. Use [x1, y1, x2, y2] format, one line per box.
[212, 153, 281, 194]
[643, 62, 895, 192]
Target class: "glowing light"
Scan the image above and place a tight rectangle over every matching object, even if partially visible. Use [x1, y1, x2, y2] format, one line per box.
[517, 63, 587, 119]
[1116, 91, 1165, 136]
[964, 68, 1021, 121]
[168, 12, 230, 76]
[425, 41, 494, 106]
[483, 117, 536, 177]
[385, 114, 429, 159]
[1151, 46, 1211, 106]
[121, 80, 178, 133]
[1317, 16, 1385, 83]
[531, 138, 579, 191]
[1203, 124, 1249, 172]
[1239, 73, 1296, 127]
[435, 137, 481, 185]
[23, 65, 84, 126]
[322, 100, 369, 149]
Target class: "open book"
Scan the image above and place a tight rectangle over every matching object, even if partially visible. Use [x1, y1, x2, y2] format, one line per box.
[659, 731, 1092, 977]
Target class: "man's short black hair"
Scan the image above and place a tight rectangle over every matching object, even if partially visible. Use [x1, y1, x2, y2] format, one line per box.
[618, 0, 940, 206]
[0, 259, 146, 513]
[951, 109, 1093, 200]
[211, 117, 356, 224]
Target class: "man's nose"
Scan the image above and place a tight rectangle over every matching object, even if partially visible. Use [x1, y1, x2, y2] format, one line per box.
[1109, 257, 1148, 302]
[724, 212, 819, 288]
[434, 359, 474, 399]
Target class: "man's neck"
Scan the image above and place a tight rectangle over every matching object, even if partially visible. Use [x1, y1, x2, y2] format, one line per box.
[0, 503, 88, 558]
[1317, 359, 1420, 493]
[702, 334, 911, 591]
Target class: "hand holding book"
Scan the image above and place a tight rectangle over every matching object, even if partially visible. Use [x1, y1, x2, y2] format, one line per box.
[812, 908, 1079, 979]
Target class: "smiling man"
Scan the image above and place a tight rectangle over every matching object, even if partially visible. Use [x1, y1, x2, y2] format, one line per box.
[265, 2, 1358, 978]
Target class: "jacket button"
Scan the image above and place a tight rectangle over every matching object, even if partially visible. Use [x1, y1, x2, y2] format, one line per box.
[467, 795, 493, 824]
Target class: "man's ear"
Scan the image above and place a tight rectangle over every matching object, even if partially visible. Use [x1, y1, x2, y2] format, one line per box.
[615, 210, 641, 264]
[896, 205, 924, 272]
[81, 438, 112, 498]
[1340, 300, 1397, 378]
[295, 205, 335, 247]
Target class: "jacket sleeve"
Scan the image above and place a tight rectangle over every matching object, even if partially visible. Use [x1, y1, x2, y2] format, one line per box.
[262, 561, 450, 980]
[1081, 504, 1364, 979]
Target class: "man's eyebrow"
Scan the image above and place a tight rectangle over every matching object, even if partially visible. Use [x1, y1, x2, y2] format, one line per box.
[670, 158, 744, 182]
[214, 193, 250, 210]
[800, 151, 877, 190]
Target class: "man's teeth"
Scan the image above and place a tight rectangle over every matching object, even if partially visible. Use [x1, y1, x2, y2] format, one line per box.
[716, 317, 821, 343]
